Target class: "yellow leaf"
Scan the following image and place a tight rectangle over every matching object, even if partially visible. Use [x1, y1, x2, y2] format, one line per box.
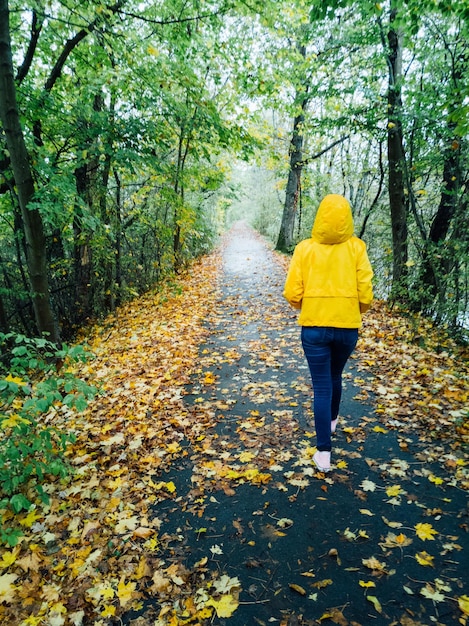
[372, 426, 387, 433]
[382, 516, 402, 529]
[428, 474, 444, 485]
[458, 595, 469, 616]
[367, 595, 382, 613]
[135, 556, 150, 580]
[0, 573, 18, 604]
[205, 593, 239, 618]
[4, 374, 27, 386]
[415, 523, 438, 541]
[154, 481, 176, 494]
[203, 371, 216, 384]
[117, 576, 136, 607]
[359, 580, 376, 588]
[385, 484, 403, 497]
[415, 551, 434, 566]
[359, 509, 374, 516]
[101, 605, 116, 617]
[147, 45, 159, 56]
[1, 413, 31, 428]
[289, 583, 306, 595]
[19, 509, 42, 528]
[0, 547, 20, 569]
[19, 616, 42, 625]
[239, 451, 254, 462]
[336, 460, 347, 469]
[313, 579, 333, 589]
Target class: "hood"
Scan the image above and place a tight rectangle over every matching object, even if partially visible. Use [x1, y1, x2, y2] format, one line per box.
[311, 194, 354, 244]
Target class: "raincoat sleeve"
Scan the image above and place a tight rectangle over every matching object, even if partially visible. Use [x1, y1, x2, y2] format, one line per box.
[283, 245, 304, 310]
[356, 243, 374, 313]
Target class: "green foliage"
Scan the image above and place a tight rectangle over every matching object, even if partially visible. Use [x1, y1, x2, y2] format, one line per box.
[0, 333, 97, 545]
[1, 0, 468, 339]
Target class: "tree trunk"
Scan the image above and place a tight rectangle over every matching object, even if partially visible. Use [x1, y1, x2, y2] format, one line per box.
[386, 7, 408, 300]
[114, 169, 122, 307]
[0, 0, 58, 341]
[417, 50, 465, 317]
[276, 108, 306, 253]
[276, 44, 308, 253]
[73, 164, 93, 322]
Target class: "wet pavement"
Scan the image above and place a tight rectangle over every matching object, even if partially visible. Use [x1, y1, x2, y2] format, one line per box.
[127, 222, 468, 626]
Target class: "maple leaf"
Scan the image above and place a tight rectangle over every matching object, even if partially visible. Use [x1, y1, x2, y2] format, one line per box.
[414, 523, 438, 541]
[101, 605, 117, 617]
[415, 551, 434, 566]
[86, 582, 115, 605]
[205, 593, 239, 617]
[212, 575, 240, 594]
[0, 547, 20, 569]
[117, 576, 137, 607]
[19, 509, 42, 528]
[359, 580, 376, 588]
[379, 532, 412, 549]
[114, 515, 140, 534]
[41, 583, 61, 603]
[0, 573, 18, 604]
[420, 584, 445, 603]
[150, 570, 171, 594]
[362, 557, 387, 573]
[385, 484, 403, 497]
[360, 479, 377, 492]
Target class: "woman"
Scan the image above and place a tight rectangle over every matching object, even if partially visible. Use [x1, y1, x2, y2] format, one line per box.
[283, 194, 373, 472]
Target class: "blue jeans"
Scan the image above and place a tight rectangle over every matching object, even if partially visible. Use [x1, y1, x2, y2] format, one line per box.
[301, 326, 358, 451]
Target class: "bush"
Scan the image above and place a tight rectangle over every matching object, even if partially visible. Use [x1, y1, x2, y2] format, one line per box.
[0, 333, 97, 545]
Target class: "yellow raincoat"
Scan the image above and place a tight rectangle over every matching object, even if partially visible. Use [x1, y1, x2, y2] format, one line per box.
[283, 194, 373, 328]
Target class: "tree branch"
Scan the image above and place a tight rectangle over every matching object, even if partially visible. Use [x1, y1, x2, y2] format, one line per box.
[116, 6, 233, 26]
[16, 10, 43, 84]
[44, 0, 126, 93]
[301, 134, 350, 166]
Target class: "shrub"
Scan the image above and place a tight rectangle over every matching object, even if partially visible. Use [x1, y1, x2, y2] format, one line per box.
[0, 333, 97, 545]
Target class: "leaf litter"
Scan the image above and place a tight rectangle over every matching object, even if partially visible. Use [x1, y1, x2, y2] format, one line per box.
[0, 223, 468, 626]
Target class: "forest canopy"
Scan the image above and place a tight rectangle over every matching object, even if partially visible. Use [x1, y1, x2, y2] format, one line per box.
[0, 0, 468, 340]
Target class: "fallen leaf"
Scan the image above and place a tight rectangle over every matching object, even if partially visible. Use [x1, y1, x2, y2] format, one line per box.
[289, 583, 306, 595]
[367, 595, 382, 613]
[205, 593, 239, 617]
[0, 573, 18, 604]
[415, 523, 438, 541]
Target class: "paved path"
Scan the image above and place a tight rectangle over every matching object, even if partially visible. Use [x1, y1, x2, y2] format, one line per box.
[129, 223, 468, 626]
